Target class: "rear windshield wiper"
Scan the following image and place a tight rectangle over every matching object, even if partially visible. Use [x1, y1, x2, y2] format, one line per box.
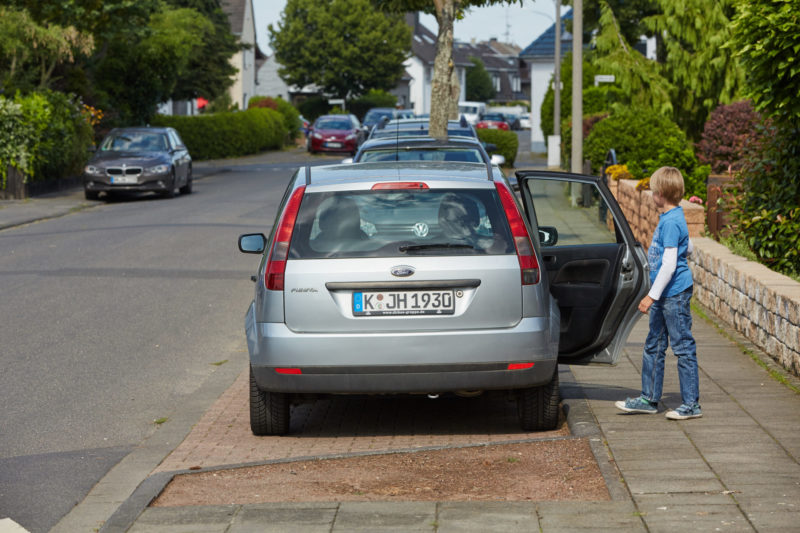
[399, 243, 474, 252]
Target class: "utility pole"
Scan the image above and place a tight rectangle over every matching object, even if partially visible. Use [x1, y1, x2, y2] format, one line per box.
[549, 0, 561, 169]
[570, 0, 583, 174]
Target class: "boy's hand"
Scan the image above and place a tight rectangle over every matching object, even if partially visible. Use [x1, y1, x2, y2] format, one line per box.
[638, 295, 655, 314]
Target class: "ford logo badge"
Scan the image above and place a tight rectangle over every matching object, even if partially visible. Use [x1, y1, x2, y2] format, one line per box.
[390, 265, 415, 277]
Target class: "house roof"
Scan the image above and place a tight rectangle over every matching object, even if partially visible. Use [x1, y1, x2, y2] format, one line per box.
[406, 13, 473, 67]
[519, 10, 573, 60]
[221, 0, 266, 59]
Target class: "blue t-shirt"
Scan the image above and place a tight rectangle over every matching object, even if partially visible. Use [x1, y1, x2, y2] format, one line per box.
[648, 206, 693, 298]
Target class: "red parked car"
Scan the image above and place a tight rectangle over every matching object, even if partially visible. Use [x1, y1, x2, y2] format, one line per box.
[476, 113, 511, 131]
[307, 115, 365, 155]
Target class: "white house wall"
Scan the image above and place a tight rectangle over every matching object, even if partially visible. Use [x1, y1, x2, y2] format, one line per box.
[255, 56, 290, 100]
[228, 0, 257, 110]
[529, 60, 554, 153]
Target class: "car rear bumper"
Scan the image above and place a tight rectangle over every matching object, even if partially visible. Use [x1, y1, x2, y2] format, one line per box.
[248, 318, 557, 394]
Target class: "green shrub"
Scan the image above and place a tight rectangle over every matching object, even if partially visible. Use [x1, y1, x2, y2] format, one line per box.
[248, 96, 301, 141]
[696, 100, 765, 174]
[727, 122, 800, 276]
[152, 107, 286, 160]
[298, 96, 331, 122]
[349, 90, 397, 121]
[476, 128, 518, 166]
[1, 91, 93, 187]
[0, 97, 34, 189]
[584, 106, 709, 198]
[21, 91, 93, 182]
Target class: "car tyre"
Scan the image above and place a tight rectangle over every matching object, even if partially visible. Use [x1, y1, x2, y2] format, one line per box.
[250, 365, 290, 435]
[162, 171, 176, 198]
[179, 168, 192, 195]
[84, 189, 99, 200]
[517, 367, 560, 431]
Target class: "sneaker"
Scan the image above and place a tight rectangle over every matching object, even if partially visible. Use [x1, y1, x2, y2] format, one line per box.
[615, 396, 658, 414]
[665, 404, 702, 420]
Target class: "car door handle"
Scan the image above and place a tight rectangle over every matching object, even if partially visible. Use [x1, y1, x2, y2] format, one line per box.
[543, 255, 557, 264]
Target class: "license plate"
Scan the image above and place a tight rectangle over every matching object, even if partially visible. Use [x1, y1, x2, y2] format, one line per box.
[353, 290, 455, 316]
[325, 142, 342, 148]
[111, 176, 137, 184]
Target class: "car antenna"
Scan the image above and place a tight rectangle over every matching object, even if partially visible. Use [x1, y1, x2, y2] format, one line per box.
[395, 114, 400, 162]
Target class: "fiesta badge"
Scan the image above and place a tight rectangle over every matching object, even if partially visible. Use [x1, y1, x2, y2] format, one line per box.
[390, 265, 415, 277]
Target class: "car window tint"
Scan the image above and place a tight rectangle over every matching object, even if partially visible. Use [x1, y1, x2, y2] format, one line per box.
[526, 178, 618, 246]
[290, 189, 514, 259]
[101, 132, 167, 152]
[358, 149, 483, 163]
[316, 119, 351, 130]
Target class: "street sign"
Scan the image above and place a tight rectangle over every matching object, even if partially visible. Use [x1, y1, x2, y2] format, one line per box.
[594, 75, 615, 86]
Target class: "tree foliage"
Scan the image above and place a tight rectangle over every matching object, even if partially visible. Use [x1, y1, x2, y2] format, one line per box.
[165, 0, 238, 102]
[729, 0, 800, 126]
[592, 2, 673, 117]
[373, 0, 519, 139]
[574, 0, 659, 46]
[465, 57, 494, 102]
[94, 8, 210, 123]
[0, 6, 94, 93]
[643, 0, 742, 140]
[269, 0, 411, 100]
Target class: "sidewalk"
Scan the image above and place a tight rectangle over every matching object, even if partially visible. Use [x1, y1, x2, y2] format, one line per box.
[78, 310, 797, 533]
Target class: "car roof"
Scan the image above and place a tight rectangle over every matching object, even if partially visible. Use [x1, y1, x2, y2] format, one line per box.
[109, 127, 171, 134]
[358, 135, 486, 151]
[303, 161, 496, 190]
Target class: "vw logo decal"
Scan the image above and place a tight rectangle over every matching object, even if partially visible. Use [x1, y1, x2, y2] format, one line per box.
[412, 222, 429, 237]
[390, 265, 415, 277]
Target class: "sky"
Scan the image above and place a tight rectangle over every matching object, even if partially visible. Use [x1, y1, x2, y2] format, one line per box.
[252, 0, 565, 55]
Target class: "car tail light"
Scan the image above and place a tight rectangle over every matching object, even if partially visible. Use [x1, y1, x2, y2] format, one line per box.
[371, 182, 429, 190]
[495, 182, 540, 285]
[265, 186, 306, 290]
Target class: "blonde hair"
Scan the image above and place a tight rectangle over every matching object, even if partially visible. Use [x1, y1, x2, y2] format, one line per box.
[649, 166, 684, 204]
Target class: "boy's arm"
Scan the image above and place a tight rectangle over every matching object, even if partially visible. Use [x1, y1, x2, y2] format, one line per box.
[639, 247, 677, 313]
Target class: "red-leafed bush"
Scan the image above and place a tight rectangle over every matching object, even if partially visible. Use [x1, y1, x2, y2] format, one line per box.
[696, 101, 764, 174]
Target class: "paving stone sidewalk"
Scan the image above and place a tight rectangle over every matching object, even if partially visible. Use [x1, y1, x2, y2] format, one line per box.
[92, 307, 800, 532]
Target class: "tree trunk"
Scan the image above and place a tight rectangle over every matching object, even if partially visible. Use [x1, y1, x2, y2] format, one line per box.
[430, 0, 459, 140]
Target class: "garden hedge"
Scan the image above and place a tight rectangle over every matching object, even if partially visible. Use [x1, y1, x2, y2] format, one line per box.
[152, 107, 286, 160]
[476, 128, 517, 167]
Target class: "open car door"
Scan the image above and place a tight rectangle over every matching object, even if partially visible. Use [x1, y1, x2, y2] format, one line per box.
[516, 170, 649, 365]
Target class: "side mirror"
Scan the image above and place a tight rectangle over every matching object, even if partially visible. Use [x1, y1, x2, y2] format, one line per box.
[483, 142, 497, 152]
[238, 233, 267, 254]
[538, 226, 559, 247]
[490, 154, 505, 166]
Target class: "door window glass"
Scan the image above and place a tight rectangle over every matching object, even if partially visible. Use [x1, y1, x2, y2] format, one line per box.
[525, 178, 617, 246]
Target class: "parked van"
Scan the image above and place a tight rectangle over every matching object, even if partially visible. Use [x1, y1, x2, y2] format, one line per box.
[458, 101, 486, 125]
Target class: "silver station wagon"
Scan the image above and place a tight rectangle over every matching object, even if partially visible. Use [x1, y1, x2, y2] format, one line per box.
[238, 162, 649, 435]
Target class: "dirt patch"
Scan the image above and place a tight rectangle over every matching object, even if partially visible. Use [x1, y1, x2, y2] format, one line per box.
[152, 439, 609, 506]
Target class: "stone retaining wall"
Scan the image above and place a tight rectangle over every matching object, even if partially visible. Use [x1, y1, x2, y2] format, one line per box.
[609, 178, 800, 378]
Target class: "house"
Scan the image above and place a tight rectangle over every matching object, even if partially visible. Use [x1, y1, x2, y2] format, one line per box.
[456, 38, 525, 104]
[220, 0, 265, 110]
[519, 10, 573, 152]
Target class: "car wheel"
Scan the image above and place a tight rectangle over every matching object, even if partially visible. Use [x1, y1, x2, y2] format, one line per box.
[249, 365, 290, 435]
[179, 168, 192, 195]
[84, 189, 99, 200]
[517, 367, 560, 431]
[162, 171, 176, 198]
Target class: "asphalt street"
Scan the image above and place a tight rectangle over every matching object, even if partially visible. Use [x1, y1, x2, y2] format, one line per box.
[0, 158, 305, 532]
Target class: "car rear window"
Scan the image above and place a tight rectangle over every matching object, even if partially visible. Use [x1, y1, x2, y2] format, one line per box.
[289, 188, 514, 259]
[358, 149, 483, 163]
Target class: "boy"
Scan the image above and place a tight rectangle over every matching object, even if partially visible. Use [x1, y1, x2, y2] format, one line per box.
[615, 166, 701, 420]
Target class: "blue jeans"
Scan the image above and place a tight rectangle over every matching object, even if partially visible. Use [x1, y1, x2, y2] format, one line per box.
[641, 287, 699, 406]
